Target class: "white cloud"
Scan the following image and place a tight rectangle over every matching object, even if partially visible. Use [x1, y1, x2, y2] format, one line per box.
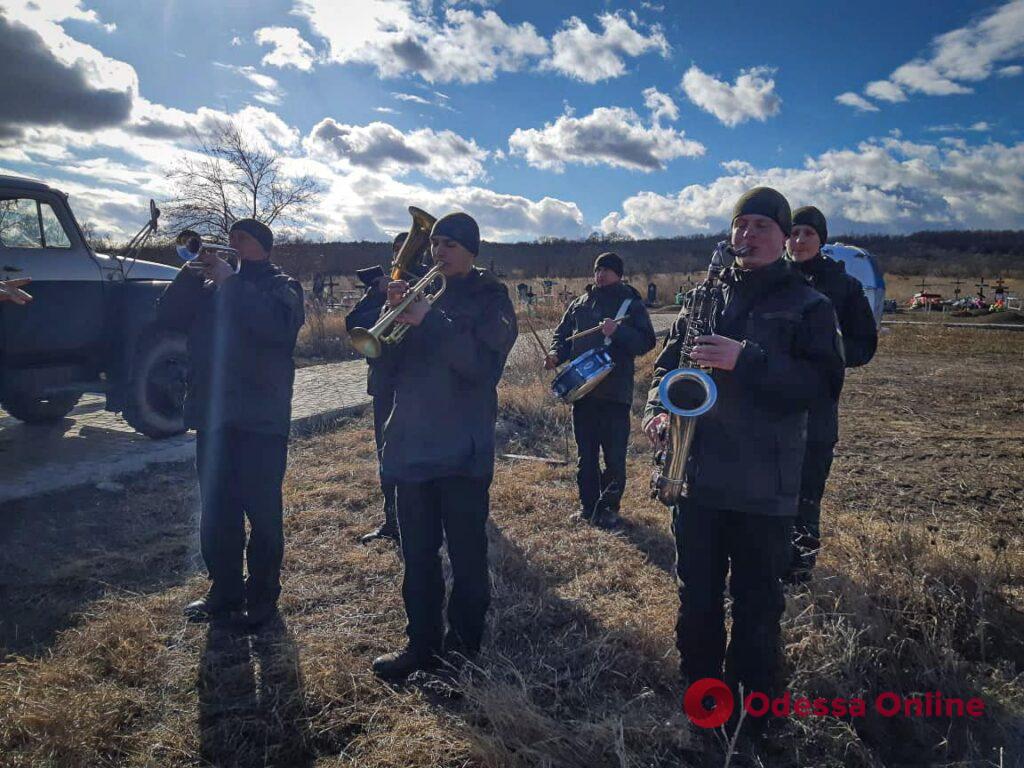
[891, 62, 971, 96]
[926, 121, 991, 133]
[304, 118, 488, 183]
[835, 92, 879, 112]
[864, 79, 907, 102]
[0, 1, 136, 135]
[681, 65, 781, 127]
[297, 168, 587, 242]
[297, 2, 664, 84]
[255, 26, 317, 71]
[602, 137, 1024, 237]
[392, 92, 431, 105]
[642, 86, 678, 124]
[508, 106, 704, 173]
[844, 0, 1024, 106]
[213, 63, 281, 105]
[297, 1, 547, 83]
[544, 12, 669, 83]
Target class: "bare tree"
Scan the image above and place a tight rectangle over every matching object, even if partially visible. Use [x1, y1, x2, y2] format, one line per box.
[164, 122, 321, 241]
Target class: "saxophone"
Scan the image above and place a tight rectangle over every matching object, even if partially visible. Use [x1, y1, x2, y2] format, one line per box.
[650, 241, 744, 506]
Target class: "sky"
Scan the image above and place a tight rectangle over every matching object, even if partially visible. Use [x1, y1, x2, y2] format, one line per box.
[0, 0, 1022, 242]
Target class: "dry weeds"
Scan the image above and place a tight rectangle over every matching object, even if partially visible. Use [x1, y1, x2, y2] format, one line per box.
[1, 325, 1022, 767]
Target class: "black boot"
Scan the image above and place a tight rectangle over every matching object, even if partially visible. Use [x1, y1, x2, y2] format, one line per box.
[183, 591, 244, 623]
[372, 645, 440, 682]
[360, 522, 400, 544]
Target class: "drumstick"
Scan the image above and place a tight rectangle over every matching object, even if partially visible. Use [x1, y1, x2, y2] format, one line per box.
[565, 317, 625, 343]
[521, 312, 550, 358]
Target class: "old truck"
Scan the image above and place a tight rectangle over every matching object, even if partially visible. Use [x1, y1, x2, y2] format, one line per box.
[0, 174, 187, 437]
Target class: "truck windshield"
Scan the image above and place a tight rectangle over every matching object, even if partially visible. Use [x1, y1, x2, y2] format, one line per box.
[0, 198, 72, 249]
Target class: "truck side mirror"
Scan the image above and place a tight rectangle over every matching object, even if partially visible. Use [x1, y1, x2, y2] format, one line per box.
[148, 199, 160, 231]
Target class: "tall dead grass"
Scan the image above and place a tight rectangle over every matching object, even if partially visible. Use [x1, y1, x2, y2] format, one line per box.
[0, 324, 1022, 767]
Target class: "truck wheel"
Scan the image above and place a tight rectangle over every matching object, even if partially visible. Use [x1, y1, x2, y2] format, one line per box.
[1, 392, 81, 423]
[124, 333, 189, 438]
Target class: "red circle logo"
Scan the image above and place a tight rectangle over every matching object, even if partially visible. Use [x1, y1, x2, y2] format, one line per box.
[683, 678, 734, 729]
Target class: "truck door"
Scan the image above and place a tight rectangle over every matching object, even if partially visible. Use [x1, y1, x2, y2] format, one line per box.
[0, 193, 106, 367]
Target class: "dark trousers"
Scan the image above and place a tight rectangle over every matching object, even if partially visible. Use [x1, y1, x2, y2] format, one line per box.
[571, 398, 631, 516]
[196, 427, 289, 607]
[673, 501, 791, 697]
[790, 440, 836, 573]
[396, 475, 492, 655]
[372, 393, 397, 528]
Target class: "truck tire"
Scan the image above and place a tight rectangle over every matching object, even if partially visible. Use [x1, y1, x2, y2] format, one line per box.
[123, 333, 189, 438]
[1, 391, 81, 423]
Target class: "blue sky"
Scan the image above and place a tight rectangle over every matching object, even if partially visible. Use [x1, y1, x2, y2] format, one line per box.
[1, 0, 1022, 241]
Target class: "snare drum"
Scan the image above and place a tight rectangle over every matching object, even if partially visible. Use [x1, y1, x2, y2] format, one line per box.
[551, 347, 614, 403]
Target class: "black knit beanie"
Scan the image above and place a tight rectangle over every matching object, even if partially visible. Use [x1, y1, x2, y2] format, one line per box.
[431, 212, 480, 256]
[594, 251, 624, 277]
[792, 205, 828, 246]
[229, 218, 274, 253]
[731, 187, 792, 236]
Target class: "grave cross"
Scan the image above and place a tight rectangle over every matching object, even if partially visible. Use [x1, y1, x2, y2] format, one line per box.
[952, 277, 963, 300]
[917, 276, 931, 293]
[976, 276, 988, 300]
[324, 274, 338, 299]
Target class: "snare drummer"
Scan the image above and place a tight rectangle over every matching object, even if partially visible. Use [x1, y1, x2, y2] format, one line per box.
[545, 253, 655, 528]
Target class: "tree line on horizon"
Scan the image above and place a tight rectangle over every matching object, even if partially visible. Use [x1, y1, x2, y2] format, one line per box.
[125, 229, 1024, 283]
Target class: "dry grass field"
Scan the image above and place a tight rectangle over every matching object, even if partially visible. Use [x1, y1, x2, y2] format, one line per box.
[1, 320, 1022, 767]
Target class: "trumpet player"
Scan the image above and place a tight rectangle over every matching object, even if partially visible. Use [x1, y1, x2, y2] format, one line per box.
[545, 252, 655, 528]
[347, 232, 406, 545]
[155, 219, 305, 627]
[370, 212, 517, 682]
[642, 188, 844, 724]
[785, 206, 878, 584]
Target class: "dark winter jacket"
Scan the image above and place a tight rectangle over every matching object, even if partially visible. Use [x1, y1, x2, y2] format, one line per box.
[376, 267, 517, 482]
[793, 253, 878, 443]
[345, 286, 393, 398]
[644, 258, 844, 516]
[154, 259, 304, 436]
[549, 282, 657, 405]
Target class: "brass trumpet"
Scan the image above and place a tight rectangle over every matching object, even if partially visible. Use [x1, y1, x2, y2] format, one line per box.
[349, 206, 444, 359]
[177, 231, 240, 273]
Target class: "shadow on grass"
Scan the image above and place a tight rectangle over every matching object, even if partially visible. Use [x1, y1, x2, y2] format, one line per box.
[198, 614, 316, 768]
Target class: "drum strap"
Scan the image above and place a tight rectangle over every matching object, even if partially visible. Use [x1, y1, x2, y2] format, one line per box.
[606, 298, 632, 346]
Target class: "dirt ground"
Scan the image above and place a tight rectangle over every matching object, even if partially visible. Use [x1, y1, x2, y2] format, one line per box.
[1, 322, 1022, 767]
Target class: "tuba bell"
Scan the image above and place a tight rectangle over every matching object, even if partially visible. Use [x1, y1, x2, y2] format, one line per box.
[349, 206, 444, 359]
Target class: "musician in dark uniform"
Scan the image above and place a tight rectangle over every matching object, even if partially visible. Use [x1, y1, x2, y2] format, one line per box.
[371, 212, 517, 681]
[155, 219, 305, 627]
[785, 206, 878, 583]
[545, 253, 656, 528]
[346, 232, 407, 544]
[643, 188, 844, 717]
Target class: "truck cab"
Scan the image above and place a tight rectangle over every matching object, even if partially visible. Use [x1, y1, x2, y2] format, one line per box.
[0, 174, 188, 436]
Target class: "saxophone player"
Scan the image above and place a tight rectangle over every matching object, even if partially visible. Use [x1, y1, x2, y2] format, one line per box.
[642, 188, 844, 728]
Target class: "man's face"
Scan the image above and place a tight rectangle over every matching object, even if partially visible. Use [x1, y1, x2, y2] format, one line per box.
[430, 236, 474, 278]
[228, 229, 267, 261]
[594, 266, 621, 288]
[731, 214, 785, 269]
[787, 225, 822, 262]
